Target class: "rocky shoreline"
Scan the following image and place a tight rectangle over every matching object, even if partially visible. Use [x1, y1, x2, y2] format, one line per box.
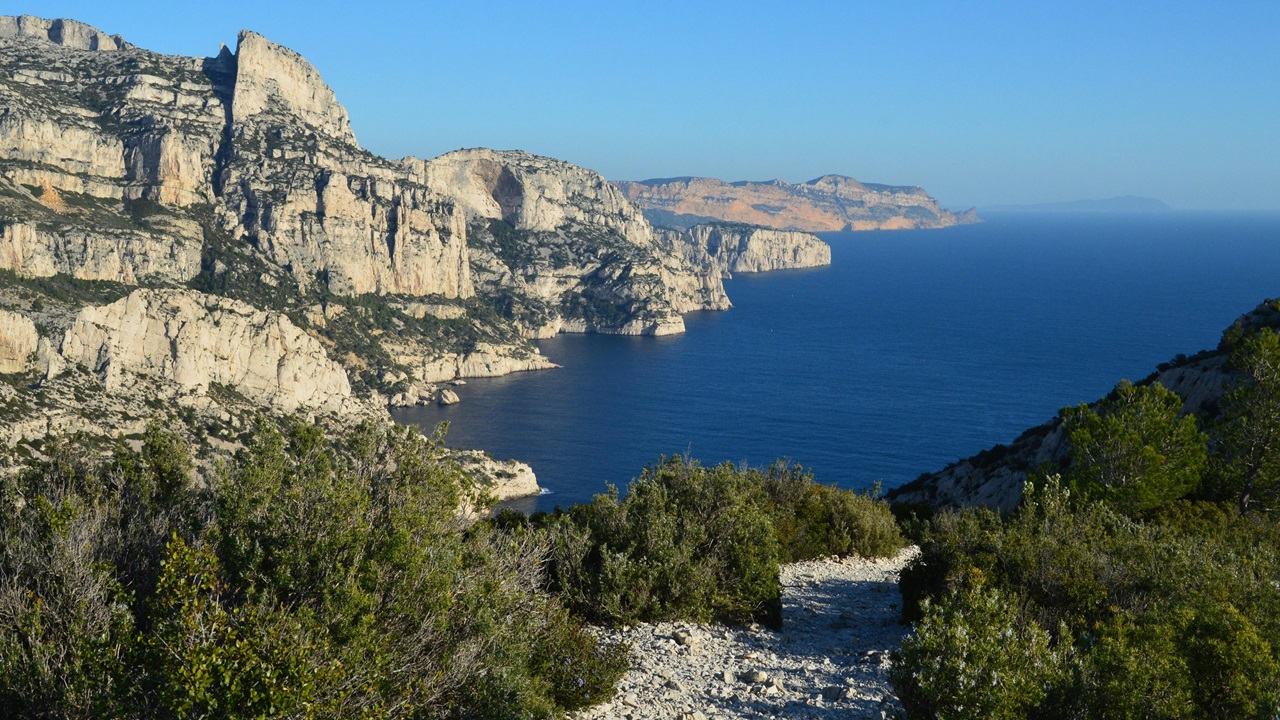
[574, 547, 917, 720]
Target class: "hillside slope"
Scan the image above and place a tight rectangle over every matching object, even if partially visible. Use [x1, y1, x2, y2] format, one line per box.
[888, 300, 1280, 510]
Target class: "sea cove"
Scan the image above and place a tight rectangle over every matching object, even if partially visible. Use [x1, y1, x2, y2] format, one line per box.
[396, 211, 1280, 511]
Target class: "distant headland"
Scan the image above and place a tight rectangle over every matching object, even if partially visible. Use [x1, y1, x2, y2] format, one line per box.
[614, 175, 979, 232]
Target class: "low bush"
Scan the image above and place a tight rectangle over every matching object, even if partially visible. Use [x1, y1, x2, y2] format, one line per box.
[891, 586, 1065, 720]
[758, 461, 905, 561]
[530, 456, 905, 630]
[544, 456, 784, 628]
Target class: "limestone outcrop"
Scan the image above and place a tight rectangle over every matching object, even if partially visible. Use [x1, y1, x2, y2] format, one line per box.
[658, 224, 831, 277]
[231, 31, 353, 143]
[0, 18, 472, 298]
[216, 32, 475, 298]
[451, 449, 541, 503]
[55, 288, 360, 414]
[616, 175, 979, 232]
[0, 16, 129, 52]
[0, 307, 37, 373]
[411, 148, 730, 335]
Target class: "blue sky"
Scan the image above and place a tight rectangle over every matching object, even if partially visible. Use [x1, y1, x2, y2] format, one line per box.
[18, 1, 1280, 209]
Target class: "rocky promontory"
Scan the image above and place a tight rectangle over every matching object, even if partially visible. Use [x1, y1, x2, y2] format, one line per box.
[616, 175, 978, 233]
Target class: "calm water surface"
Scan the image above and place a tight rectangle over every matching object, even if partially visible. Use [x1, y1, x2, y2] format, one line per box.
[394, 212, 1280, 511]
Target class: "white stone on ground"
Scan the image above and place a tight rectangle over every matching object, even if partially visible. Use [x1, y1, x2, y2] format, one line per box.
[573, 546, 919, 720]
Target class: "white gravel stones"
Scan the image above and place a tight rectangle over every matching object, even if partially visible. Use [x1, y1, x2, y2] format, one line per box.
[573, 546, 918, 720]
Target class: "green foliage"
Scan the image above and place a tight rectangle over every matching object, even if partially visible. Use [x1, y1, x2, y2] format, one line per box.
[891, 586, 1065, 720]
[1181, 599, 1280, 719]
[1080, 614, 1194, 720]
[533, 456, 902, 630]
[895, 476, 1280, 720]
[758, 462, 905, 561]
[1208, 327, 1280, 515]
[525, 600, 631, 711]
[0, 421, 629, 719]
[1062, 380, 1206, 514]
[546, 457, 783, 627]
[0, 441, 132, 718]
[142, 535, 341, 719]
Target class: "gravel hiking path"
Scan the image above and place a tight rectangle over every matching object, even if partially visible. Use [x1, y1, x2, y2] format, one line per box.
[573, 547, 919, 720]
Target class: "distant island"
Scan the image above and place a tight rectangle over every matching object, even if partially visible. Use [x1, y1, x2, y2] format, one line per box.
[984, 195, 1171, 212]
[614, 175, 979, 232]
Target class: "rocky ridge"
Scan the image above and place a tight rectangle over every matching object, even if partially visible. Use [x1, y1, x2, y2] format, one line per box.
[887, 301, 1279, 510]
[616, 175, 978, 233]
[574, 548, 916, 720]
[54, 288, 365, 415]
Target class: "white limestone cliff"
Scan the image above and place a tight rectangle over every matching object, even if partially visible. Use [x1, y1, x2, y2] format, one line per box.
[56, 288, 362, 415]
[0, 218, 203, 282]
[411, 148, 731, 334]
[232, 30, 355, 145]
[0, 16, 129, 52]
[658, 224, 831, 278]
[0, 308, 38, 373]
[216, 32, 475, 298]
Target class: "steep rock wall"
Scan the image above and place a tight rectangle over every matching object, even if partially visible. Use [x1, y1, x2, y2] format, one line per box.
[0, 307, 38, 373]
[658, 224, 831, 278]
[56, 288, 359, 414]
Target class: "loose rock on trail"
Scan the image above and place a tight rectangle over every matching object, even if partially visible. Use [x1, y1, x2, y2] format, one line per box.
[574, 547, 919, 720]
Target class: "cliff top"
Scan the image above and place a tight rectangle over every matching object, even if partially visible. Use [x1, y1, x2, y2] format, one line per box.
[0, 15, 130, 52]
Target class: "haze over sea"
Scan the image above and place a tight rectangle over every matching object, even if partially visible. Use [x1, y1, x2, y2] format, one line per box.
[394, 211, 1280, 512]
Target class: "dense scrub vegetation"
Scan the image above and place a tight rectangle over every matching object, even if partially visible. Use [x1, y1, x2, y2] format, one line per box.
[892, 328, 1280, 719]
[0, 419, 903, 718]
[0, 420, 629, 719]
[495, 458, 906, 630]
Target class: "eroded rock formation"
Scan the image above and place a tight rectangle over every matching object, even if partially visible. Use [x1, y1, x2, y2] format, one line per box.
[658, 224, 831, 277]
[54, 288, 362, 414]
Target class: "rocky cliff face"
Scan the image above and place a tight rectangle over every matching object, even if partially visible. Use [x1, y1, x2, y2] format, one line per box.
[408, 148, 730, 336]
[54, 288, 364, 414]
[616, 175, 979, 232]
[0, 307, 37, 373]
[0, 15, 130, 52]
[216, 32, 474, 298]
[658, 224, 831, 277]
[0, 19, 471, 298]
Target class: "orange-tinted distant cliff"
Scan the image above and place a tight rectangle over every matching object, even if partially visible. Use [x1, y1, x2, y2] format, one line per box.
[615, 175, 979, 232]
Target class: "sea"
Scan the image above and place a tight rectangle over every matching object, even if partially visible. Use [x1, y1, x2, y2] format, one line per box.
[392, 211, 1280, 512]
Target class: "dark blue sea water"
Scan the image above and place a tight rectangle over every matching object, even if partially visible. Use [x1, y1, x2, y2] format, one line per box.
[393, 211, 1280, 512]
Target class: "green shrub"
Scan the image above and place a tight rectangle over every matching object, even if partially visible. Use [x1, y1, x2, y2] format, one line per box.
[546, 456, 783, 628]
[896, 475, 1280, 720]
[1208, 327, 1280, 515]
[891, 586, 1065, 720]
[1062, 380, 1206, 514]
[1079, 614, 1194, 720]
[0, 443, 133, 718]
[1181, 599, 1280, 719]
[759, 462, 905, 561]
[526, 601, 631, 711]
